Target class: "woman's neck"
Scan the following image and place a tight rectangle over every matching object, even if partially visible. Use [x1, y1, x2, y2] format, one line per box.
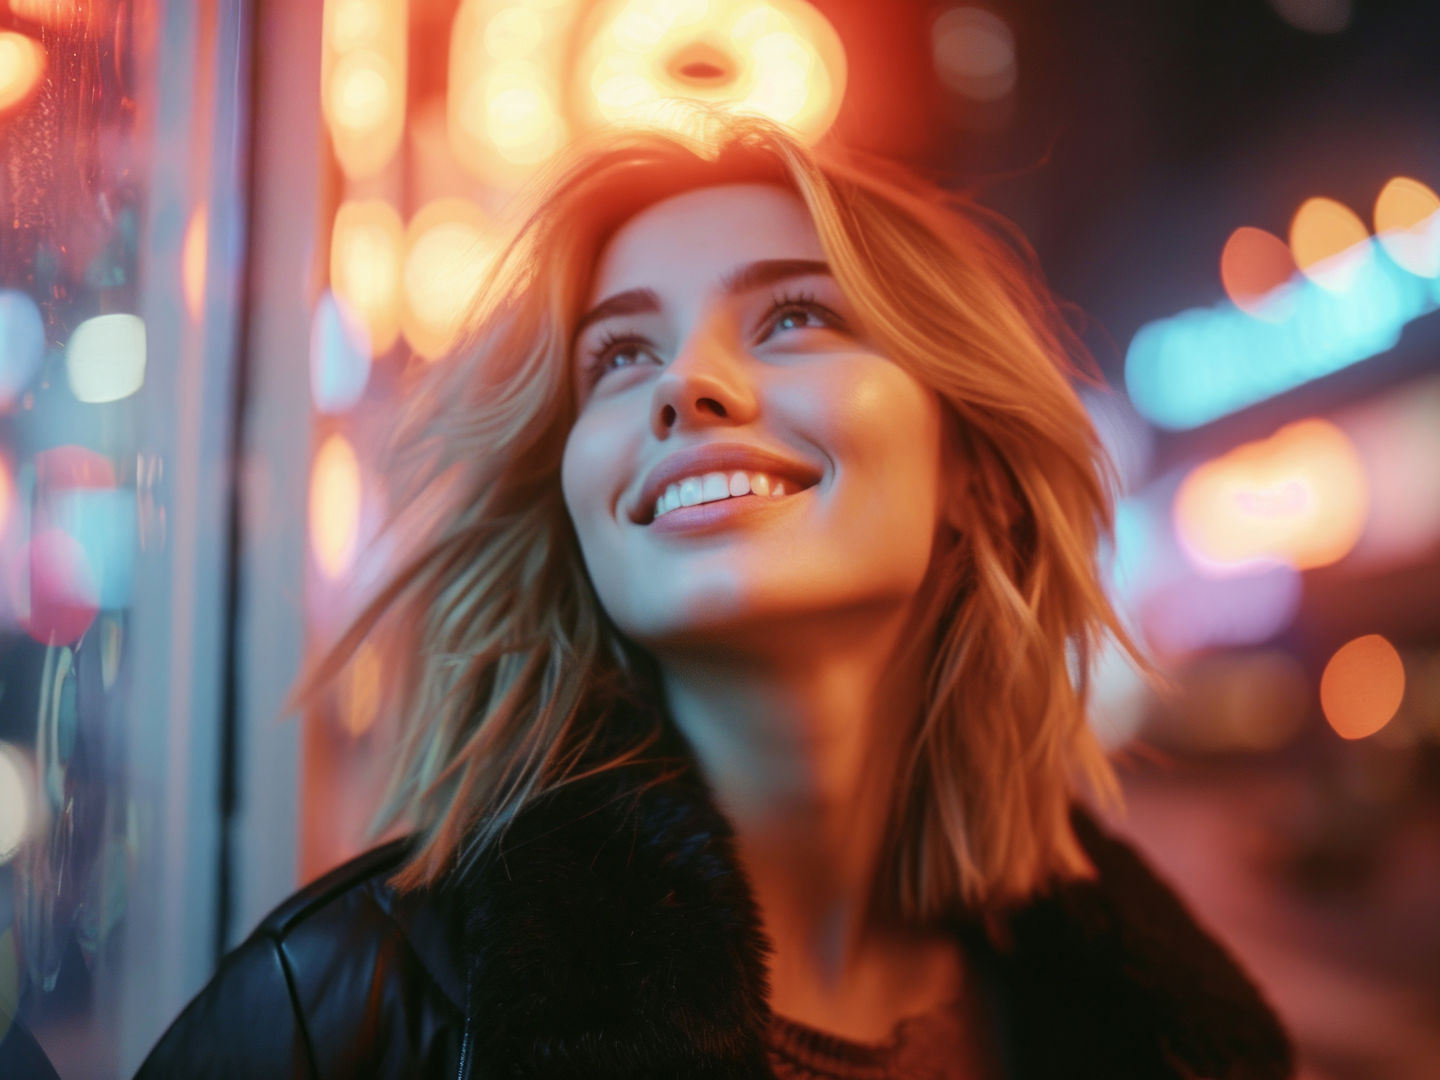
[654, 600, 960, 1036]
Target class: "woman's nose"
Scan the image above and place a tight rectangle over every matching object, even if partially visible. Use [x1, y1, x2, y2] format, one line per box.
[650, 331, 760, 436]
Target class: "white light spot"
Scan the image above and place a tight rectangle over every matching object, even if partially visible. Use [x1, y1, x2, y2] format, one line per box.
[66, 314, 147, 404]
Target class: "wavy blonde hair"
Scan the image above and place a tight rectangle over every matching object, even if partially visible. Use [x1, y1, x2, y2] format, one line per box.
[290, 105, 1146, 917]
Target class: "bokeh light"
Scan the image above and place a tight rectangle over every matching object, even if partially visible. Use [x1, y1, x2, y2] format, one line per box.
[1126, 236, 1439, 429]
[342, 640, 381, 736]
[1342, 374, 1440, 568]
[330, 199, 404, 357]
[1142, 564, 1303, 655]
[0, 741, 32, 863]
[931, 7, 1017, 102]
[65, 313, 148, 403]
[1373, 176, 1440, 278]
[11, 528, 100, 645]
[449, 0, 572, 180]
[310, 290, 373, 413]
[570, 0, 847, 149]
[1174, 418, 1367, 575]
[1290, 196, 1371, 291]
[1267, 0, 1352, 35]
[322, 0, 407, 179]
[309, 433, 362, 579]
[1321, 634, 1406, 740]
[401, 199, 495, 360]
[0, 30, 44, 113]
[0, 289, 45, 408]
[36, 443, 116, 489]
[182, 205, 208, 322]
[1220, 226, 1299, 320]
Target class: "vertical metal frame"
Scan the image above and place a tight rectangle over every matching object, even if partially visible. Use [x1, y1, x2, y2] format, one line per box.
[226, 0, 324, 951]
[113, 1, 259, 1073]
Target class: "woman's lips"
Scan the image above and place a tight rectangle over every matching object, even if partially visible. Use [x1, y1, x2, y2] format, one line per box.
[644, 487, 811, 536]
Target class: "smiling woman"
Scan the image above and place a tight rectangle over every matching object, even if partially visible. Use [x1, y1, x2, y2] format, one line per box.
[135, 105, 1294, 1079]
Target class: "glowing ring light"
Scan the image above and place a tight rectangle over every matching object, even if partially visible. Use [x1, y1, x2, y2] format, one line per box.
[568, 0, 847, 147]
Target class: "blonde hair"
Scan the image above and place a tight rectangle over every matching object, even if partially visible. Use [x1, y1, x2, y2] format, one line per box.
[291, 105, 1146, 916]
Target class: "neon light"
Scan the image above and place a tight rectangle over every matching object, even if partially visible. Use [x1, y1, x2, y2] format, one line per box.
[1126, 236, 1440, 429]
[309, 434, 362, 579]
[1321, 634, 1405, 740]
[0, 31, 44, 113]
[1374, 178, 1440, 278]
[65, 314, 147, 403]
[570, 0, 847, 146]
[1173, 418, 1367, 575]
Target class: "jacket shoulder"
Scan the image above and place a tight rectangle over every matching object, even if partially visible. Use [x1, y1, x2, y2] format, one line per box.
[254, 837, 416, 938]
[995, 805, 1294, 1079]
[136, 838, 467, 1080]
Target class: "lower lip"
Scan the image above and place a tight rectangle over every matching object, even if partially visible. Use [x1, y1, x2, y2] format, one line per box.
[643, 489, 811, 536]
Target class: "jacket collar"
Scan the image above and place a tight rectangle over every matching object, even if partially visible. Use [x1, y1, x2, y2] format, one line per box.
[452, 700, 1293, 1079]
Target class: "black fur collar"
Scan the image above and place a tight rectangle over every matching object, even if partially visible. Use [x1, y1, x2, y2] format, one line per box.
[456, 703, 1293, 1079]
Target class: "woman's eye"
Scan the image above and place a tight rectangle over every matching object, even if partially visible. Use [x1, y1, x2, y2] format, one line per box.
[762, 294, 844, 341]
[768, 304, 825, 336]
[585, 336, 653, 384]
[583, 296, 843, 387]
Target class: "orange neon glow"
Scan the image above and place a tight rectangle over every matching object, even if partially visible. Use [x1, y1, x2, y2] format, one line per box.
[342, 640, 381, 736]
[330, 200, 404, 356]
[308, 433, 362, 579]
[1374, 176, 1440, 278]
[1174, 418, 1368, 575]
[1219, 226, 1298, 319]
[449, 0, 573, 181]
[1289, 196, 1371, 291]
[570, 0, 847, 150]
[1320, 634, 1405, 740]
[322, 0, 407, 179]
[0, 31, 45, 113]
[401, 199, 495, 361]
[182, 206, 208, 322]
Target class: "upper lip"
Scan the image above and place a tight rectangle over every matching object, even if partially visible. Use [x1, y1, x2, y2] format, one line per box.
[629, 441, 823, 524]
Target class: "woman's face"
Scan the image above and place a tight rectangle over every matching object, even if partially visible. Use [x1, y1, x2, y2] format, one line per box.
[561, 182, 949, 656]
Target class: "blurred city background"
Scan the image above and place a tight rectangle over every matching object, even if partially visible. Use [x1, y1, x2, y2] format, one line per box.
[0, 0, 1436, 1076]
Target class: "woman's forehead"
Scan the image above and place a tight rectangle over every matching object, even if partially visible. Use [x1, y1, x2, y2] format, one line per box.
[586, 182, 823, 301]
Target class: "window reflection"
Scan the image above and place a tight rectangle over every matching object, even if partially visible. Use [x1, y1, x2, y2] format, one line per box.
[1, 1, 155, 1075]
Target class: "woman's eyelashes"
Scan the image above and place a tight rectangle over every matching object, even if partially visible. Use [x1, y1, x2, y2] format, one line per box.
[580, 291, 847, 387]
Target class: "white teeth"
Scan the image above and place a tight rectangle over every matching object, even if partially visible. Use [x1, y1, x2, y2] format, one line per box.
[650, 469, 804, 521]
[700, 472, 729, 501]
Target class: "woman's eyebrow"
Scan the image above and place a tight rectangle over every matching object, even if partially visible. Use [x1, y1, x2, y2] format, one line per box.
[573, 258, 832, 342]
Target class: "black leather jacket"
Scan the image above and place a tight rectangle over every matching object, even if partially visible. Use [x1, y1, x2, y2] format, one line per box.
[136, 710, 1294, 1079]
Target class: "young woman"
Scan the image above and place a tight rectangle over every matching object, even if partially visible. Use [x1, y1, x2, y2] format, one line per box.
[137, 108, 1293, 1078]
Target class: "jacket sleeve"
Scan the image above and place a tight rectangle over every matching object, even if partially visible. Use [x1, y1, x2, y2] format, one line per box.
[133, 933, 316, 1080]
